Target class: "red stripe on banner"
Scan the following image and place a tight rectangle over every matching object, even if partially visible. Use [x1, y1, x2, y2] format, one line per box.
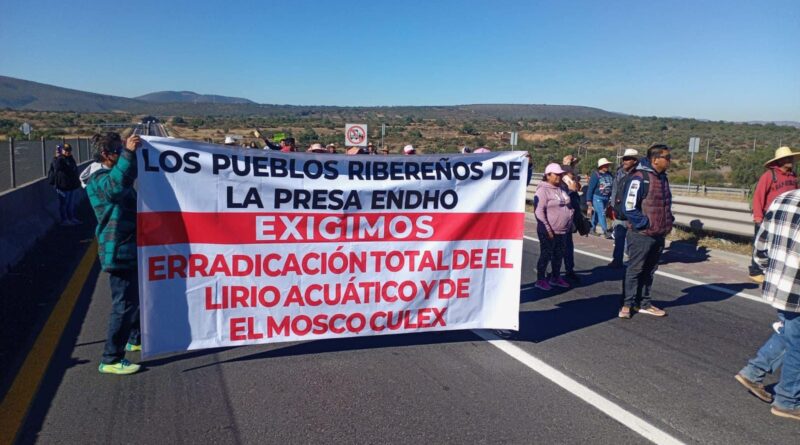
[137, 212, 524, 246]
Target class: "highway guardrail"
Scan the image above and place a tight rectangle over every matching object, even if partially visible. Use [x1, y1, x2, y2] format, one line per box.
[526, 182, 753, 238]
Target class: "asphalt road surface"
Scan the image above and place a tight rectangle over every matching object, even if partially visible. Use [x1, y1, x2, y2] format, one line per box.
[6, 215, 799, 444]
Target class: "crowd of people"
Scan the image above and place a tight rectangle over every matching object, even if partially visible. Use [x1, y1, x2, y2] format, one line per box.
[531, 143, 800, 421]
[64, 130, 800, 421]
[532, 144, 672, 320]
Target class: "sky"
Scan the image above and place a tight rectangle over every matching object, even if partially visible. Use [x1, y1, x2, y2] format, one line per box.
[1, 0, 798, 121]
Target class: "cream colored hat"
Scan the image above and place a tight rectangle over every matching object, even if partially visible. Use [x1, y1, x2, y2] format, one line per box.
[764, 146, 799, 166]
[597, 158, 612, 168]
[621, 148, 639, 159]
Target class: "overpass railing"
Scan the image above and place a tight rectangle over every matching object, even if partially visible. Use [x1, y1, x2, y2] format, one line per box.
[1, 137, 94, 193]
[526, 180, 753, 238]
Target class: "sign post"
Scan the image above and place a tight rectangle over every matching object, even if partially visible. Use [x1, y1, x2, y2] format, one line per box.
[509, 132, 518, 150]
[688, 137, 700, 190]
[381, 123, 386, 151]
[345, 123, 368, 147]
[20, 122, 32, 140]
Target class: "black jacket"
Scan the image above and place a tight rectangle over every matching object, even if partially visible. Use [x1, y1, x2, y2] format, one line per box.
[50, 156, 81, 190]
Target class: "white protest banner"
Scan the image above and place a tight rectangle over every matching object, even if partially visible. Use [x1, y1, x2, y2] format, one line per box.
[137, 137, 527, 356]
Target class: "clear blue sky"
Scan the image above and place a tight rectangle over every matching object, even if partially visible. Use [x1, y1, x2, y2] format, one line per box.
[1, 0, 798, 121]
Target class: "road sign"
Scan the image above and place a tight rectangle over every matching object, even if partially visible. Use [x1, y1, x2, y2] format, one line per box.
[510, 132, 518, 147]
[345, 123, 368, 147]
[20, 123, 31, 136]
[689, 137, 700, 153]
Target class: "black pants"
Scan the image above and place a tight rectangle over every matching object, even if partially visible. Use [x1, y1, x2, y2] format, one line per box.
[749, 223, 762, 276]
[537, 232, 566, 280]
[623, 231, 665, 309]
[102, 268, 141, 364]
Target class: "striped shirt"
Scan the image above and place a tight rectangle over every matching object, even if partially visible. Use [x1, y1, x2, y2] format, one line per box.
[754, 188, 800, 312]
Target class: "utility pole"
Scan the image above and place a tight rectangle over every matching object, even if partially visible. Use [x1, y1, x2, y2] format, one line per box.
[753, 138, 756, 152]
[705, 139, 710, 163]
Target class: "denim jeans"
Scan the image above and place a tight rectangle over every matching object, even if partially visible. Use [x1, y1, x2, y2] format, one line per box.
[748, 223, 762, 276]
[57, 188, 77, 221]
[102, 268, 141, 364]
[591, 195, 610, 234]
[739, 312, 785, 383]
[537, 231, 566, 280]
[623, 231, 664, 309]
[612, 222, 628, 264]
[774, 311, 800, 410]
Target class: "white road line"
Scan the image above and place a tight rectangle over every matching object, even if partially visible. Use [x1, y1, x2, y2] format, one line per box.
[473, 330, 685, 445]
[522, 235, 764, 304]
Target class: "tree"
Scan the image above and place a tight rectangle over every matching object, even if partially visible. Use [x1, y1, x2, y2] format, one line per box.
[298, 127, 319, 146]
[460, 122, 478, 135]
[730, 149, 771, 187]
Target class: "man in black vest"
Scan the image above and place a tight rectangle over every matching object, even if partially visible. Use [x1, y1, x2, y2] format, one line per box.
[619, 144, 674, 319]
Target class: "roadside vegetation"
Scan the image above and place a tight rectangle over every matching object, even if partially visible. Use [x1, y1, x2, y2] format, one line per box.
[1, 109, 798, 189]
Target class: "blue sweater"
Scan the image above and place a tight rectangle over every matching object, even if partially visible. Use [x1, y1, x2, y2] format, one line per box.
[586, 169, 613, 201]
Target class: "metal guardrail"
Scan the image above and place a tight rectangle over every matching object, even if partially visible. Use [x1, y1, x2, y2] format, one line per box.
[1, 137, 94, 193]
[526, 182, 753, 238]
[669, 183, 749, 198]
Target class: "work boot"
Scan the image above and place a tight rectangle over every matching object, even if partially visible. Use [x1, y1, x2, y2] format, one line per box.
[734, 374, 773, 403]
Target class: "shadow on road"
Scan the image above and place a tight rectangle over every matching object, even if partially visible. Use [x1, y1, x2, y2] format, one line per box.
[660, 282, 760, 309]
[179, 330, 482, 373]
[660, 239, 711, 265]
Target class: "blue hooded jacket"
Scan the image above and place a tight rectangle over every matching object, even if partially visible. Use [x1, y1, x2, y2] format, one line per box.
[622, 156, 674, 235]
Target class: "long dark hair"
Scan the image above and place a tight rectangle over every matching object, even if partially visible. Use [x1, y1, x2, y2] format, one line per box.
[91, 132, 122, 162]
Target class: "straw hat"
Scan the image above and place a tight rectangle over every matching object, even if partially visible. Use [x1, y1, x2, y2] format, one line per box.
[307, 143, 326, 153]
[764, 146, 799, 166]
[597, 158, 612, 168]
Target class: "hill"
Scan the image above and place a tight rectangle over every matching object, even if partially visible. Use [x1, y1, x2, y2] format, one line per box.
[135, 91, 255, 104]
[0, 74, 622, 120]
[0, 75, 141, 112]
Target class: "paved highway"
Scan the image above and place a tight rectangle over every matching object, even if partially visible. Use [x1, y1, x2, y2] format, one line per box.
[3, 213, 798, 444]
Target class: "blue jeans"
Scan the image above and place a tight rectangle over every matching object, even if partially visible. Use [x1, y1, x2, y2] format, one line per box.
[57, 188, 77, 221]
[612, 222, 628, 264]
[591, 195, 610, 234]
[102, 268, 141, 364]
[739, 312, 785, 384]
[774, 311, 800, 410]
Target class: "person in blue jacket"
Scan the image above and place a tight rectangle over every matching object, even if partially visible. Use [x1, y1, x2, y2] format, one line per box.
[586, 158, 614, 238]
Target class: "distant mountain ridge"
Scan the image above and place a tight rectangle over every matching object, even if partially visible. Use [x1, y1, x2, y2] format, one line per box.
[135, 91, 255, 104]
[0, 74, 623, 119]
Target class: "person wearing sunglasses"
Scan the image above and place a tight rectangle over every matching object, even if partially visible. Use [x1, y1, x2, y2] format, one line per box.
[618, 144, 674, 319]
[80, 132, 143, 375]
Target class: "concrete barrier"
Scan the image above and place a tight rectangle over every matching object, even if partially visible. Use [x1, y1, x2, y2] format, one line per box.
[0, 164, 89, 277]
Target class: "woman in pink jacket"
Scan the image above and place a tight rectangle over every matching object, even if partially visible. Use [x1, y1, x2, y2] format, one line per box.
[534, 163, 576, 290]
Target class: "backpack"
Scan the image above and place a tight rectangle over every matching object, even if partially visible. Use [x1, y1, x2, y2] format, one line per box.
[47, 160, 56, 186]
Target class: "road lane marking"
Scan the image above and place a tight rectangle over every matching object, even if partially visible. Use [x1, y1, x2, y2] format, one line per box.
[523, 235, 763, 304]
[474, 330, 685, 445]
[0, 240, 97, 445]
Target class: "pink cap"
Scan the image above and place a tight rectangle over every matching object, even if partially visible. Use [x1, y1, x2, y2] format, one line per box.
[544, 163, 565, 175]
[473, 147, 491, 154]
